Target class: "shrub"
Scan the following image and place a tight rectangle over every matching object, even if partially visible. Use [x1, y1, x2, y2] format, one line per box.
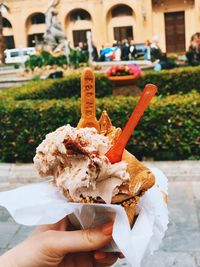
[138, 66, 200, 96]
[25, 50, 89, 69]
[0, 74, 113, 100]
[69, 49, 89, 68]
[25, 51, 68, 69]
[6, 65, 200, 103]
[0, 91, 199, 162]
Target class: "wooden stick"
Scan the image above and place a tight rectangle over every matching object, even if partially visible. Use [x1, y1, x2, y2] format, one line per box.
[77, 68, 100, 131]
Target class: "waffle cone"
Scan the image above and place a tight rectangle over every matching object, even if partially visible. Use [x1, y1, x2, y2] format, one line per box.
[99, 111, 155, 225]
[124, 206, 136, 227]
[121, 150, 155, 197]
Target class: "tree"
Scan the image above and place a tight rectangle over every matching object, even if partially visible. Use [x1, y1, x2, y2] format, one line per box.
[0, 3, 9, 64]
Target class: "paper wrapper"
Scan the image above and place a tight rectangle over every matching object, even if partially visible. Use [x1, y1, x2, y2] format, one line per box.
[0, 167, 168, 267]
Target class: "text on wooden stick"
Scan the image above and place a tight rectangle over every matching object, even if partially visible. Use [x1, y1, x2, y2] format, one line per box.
[82, 71, 95, 118]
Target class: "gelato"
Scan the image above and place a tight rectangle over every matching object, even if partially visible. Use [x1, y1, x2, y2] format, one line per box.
[34, 125, 130, 204]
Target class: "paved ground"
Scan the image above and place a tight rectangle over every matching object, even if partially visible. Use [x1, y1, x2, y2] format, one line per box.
[0, 161, 200, 267]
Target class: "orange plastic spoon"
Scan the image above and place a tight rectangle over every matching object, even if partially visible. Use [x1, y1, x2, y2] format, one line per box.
[105, 84, 158, 164]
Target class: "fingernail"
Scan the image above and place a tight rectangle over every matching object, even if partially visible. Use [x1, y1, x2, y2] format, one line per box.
[94, 251, 106, 260]
[102, 222, 113, 235]
[118, 252, 125, 259]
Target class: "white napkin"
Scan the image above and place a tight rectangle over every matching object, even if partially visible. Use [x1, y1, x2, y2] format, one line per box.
[0, 167, 168, 267]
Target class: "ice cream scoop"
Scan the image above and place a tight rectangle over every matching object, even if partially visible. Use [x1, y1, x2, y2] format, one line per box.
[33, 125, 130, 204]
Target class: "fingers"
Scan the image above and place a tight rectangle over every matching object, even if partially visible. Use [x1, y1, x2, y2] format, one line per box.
[62, 252, 93, 267]
[75, 252, 93, 267]
[94, 251, 118, 267]
[30, 217, 68, 237]
[44, 222, 113, 256]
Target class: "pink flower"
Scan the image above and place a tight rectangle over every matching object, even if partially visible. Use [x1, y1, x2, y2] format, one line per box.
[106, 64, 141, 77]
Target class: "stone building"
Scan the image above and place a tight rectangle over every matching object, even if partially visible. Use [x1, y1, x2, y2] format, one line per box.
[2, 0, 200, 53]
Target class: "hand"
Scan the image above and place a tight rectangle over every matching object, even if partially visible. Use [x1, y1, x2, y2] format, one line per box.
[0, 218, 119, 267]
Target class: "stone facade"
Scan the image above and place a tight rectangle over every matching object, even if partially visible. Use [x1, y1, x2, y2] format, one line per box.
[2, 0, 200, 52]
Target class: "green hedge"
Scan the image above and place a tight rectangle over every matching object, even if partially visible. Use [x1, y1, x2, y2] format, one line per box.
[0, 73, 112, 100]
[0, 91, 199, 162]
[2, 66, 200, 102]
[138, 66, 200, 96]
[25, 51, 68, 69]
[25, 50, 89, 69]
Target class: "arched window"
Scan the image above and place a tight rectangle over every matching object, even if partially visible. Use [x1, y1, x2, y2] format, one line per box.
[28, 33, 44, 47]
[3, 18, 12, 28]
[31, 13, 45, 24]
[70, 9, 91, 21]
[112, 5, 133, 17]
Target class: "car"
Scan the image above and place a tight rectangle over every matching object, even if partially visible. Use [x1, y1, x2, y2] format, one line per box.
[135, 43, 146, 58]
[4, 47, 36, 64]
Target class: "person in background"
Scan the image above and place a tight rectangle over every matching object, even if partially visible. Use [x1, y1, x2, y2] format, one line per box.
[82, 42, 88, 53]
[112, 40, 121, 61]
[150, 36, 162, 62]
[117, 40, 122, 49]
[129, 40, 137, 60]
[112, 40, 117, 47]
[77, 41, 84, 51]
[0, 218, 120, 267]
[158, 52, 177, 70]
[186, 32, 200, 65]
[99, 45, 105, 61]
[100, 44, 114, 61]
[92, 42, 99, 61]
[144, 40, 151, 61]
[121, 39, 129, 61]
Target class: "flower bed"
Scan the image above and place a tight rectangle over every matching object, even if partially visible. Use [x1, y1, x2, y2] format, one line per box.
[106, 64, 142, 78]
[106, 65, 141, 86]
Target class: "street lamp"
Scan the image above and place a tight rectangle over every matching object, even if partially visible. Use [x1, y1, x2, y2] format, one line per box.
[0, 3, 9, 64]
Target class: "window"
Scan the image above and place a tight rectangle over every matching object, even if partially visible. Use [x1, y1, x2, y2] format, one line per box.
[31, 13, 45, 25]
[28, 33, 44, 47]
[10, 51, 19, 57]
[114, 26, 133, 42]
[73, 29, 91, 47]
[3, 18, 12, 28]
[112, 5, 133, 17]
[70, 9, 91, 21]
[23, 50, 34, 56]
[5, 36, 15, 49]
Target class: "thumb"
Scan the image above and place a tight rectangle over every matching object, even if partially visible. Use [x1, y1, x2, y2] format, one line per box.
[43, 222, 113, 255]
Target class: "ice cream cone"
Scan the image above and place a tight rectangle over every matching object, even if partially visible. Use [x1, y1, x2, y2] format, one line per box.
[124, 206, 136, 227]
[99, 111, 155, 226]
[34, 69, 155, 228]
[121, 150, 155, 197]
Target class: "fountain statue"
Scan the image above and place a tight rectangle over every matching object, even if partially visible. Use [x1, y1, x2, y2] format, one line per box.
[86, 31, 93, 64]
[44, 0, 70, 59]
